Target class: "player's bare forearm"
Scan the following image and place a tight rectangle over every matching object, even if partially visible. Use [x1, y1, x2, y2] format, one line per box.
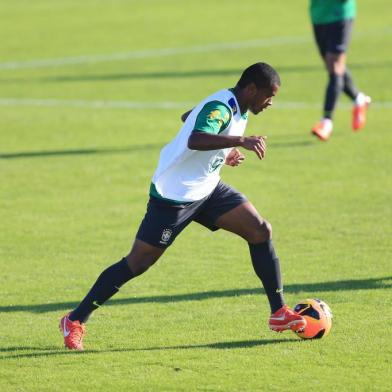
[188, 132, 267, 159]
[188, 132, 245, 150]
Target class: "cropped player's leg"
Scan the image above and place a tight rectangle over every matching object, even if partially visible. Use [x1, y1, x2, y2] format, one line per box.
[60, 240, 164, 350]
[343, 69, 372, 131]
[215, 202, 305, 332]
[324, 52, 346, 117]
[312, 52, 345, 141]
[343, 69, 358, 100]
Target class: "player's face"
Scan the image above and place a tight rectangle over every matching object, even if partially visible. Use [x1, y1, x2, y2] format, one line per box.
[249, 84, 279, 115]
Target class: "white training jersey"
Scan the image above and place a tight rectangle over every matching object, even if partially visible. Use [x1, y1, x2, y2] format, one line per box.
[151, 89, 248, 202]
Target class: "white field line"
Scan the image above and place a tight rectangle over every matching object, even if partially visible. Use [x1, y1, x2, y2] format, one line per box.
[0, 35, 311, 70]
[1, 28, 391, 71]
[0, 97, 391, 110]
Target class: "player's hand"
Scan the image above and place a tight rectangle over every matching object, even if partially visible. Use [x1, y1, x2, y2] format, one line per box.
[225, 148, 245, 167]
[241, 136, 267, 160]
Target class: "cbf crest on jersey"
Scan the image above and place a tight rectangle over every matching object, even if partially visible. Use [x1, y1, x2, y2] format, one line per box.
[160, 229, 172, 244]
[228, 97, 238, 115]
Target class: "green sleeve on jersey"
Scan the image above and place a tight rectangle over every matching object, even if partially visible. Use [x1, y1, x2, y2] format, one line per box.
[193, 101, 232, 134]
[310, 0, 356, 24]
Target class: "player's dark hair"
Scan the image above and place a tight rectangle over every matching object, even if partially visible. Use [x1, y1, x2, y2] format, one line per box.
[237, 62, 280, 89]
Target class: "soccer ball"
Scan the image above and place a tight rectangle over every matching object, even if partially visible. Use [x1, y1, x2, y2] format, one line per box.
[293, 299, 333, 339]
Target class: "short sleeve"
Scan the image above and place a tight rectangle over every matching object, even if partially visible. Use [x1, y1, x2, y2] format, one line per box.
[193, 101, 232, 134]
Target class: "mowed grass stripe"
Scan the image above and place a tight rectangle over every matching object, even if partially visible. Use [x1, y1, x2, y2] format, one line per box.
[0, 97, 391, 110]
[0, 35, 310, 70]
[0, 27, 391, 71]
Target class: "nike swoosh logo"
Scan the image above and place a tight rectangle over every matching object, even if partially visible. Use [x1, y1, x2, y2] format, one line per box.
[63, 318, 70, 337]
[270, 314, 287, 321]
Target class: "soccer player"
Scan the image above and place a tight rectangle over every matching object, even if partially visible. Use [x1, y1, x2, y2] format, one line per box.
[60, 62, 306, 350]
[309, 0, 371, 141]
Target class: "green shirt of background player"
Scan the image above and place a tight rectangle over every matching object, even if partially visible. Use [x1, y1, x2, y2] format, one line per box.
[310, 0, 356, 25]
[309, 0, 371, 141]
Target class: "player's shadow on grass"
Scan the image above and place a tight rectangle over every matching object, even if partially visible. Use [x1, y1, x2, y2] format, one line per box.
[137, 338, 300, 351]
[0, 339, 299, 360]
[0, 143, 161, 159]
[1, 276, 390, 314]
[0, 140, 312, 160]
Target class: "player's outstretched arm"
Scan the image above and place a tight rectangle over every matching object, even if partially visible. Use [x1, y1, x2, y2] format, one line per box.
[188, 132, 267, 159]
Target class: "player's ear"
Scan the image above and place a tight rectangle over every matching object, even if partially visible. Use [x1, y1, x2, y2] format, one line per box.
[246, 82, 258, 97]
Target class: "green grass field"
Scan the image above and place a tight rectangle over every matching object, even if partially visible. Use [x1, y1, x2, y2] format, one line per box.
[1, 0, 391, 390]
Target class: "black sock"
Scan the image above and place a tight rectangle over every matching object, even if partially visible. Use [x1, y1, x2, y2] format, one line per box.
[248, 240, 284, 313]
[323, 73, 344, 119]
[69, 258, 134, 323]
[343, 70, 359, 100]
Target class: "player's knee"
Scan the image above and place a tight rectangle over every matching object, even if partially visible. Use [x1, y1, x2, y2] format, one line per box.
[125, 250, 162, 276]
[247, 220, 272, 244]
[125, 239, 165, 276]
[326, 54, 346, 75]
[126, 256, 155, 276]
[329, 72, 344, 89]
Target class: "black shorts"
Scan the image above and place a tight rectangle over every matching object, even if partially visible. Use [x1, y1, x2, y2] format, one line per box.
[136, 181, 247, 248]
[313, 19, 353, 57]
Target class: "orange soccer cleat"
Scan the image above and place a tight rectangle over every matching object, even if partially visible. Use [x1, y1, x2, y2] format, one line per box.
[352, 95, 371, 131]
[59, 313, 86, 350]
[311, 119, 333, 141]
[269, 305, 306, 333]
